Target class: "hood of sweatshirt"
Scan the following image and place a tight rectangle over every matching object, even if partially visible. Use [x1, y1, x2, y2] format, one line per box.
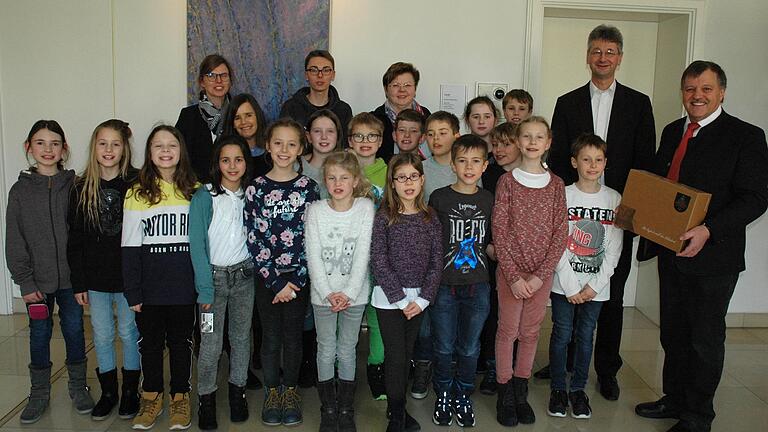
[16, 168, 75, 192]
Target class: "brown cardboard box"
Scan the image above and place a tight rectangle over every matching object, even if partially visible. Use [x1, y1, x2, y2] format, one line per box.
[615, 169, 711, 252]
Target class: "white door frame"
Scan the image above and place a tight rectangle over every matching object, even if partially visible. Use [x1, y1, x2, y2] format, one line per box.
[523, 0, 707, 102]
[0, 57, 14, 315]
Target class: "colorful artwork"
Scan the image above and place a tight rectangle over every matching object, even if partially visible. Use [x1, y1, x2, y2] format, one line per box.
[187, 0, 330, 121]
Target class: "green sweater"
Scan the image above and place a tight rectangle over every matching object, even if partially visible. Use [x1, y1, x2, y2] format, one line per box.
[364, 158, 388, 189]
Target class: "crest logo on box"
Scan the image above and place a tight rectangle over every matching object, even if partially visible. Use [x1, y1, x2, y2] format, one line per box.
[674, 193, 691, 213]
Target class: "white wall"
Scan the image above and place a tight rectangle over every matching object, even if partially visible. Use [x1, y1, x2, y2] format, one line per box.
[113, 0, 188, 148]
[330, 0, 529, 122]
[652, 14, 689, 139]
[0, 0, 116, 303]
[0, 0, 766, 313]
[0, 0, 186, 306]
[697, 0, 768, 313]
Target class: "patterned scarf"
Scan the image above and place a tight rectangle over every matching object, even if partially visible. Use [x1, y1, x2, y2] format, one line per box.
[198, 92, 230, 137]
[383, 99, 425, 126]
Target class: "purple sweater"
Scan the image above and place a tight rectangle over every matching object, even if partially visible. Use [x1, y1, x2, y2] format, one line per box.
[370, 210, 443, 304]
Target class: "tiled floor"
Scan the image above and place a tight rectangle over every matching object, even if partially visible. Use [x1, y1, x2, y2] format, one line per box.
[0, 308, 765, 431]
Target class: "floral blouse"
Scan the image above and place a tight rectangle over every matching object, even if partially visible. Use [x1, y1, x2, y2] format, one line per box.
[244, 174, 320, 294]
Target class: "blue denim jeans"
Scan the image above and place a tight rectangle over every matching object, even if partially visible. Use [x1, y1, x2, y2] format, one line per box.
[88, 290, 140, 372]
[549, 293, 603, 392]
[430, 283, 490, 393]
[29, 288, 85, 368]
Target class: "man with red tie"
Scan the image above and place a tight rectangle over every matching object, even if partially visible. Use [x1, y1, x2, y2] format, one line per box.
[635, 61, 768, 432]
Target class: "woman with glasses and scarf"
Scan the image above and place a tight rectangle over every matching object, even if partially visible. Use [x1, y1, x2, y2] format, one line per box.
[371, 62, 432, 164]
[176, 54, 233, 183]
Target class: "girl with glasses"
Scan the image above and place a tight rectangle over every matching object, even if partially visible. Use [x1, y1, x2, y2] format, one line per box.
[370, 153, 442, 432]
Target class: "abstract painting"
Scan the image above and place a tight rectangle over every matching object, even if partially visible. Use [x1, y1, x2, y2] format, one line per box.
[187, 0, 330, 121]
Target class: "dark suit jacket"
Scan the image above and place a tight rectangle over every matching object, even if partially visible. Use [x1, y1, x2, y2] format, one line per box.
[371, 104, 431, 163]
[650, 111, 768, 276]
[176, 104, 215, 183]
[549, 81, 656, 194]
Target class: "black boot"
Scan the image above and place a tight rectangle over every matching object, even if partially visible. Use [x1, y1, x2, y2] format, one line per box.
[246, 368, 263, 390]
[228, 382, 249, 422]
[404, 410, 420, 432]
[337, 379, 356, 432]
[298, 329, 318, 388]
[512, 377, 535, 424]
[386, 399, 405, 432]
[496, 379, 518, 426]
[366, 363, 386, 400]
[118, 368, 140, 419]
[92, 368, 119, 420]
[317, 379, 338, 432]
[198, 391, 217, 430]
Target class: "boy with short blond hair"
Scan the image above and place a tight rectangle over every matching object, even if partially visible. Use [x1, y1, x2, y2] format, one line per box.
[348, 112, 387, 188]
[427, 134, 493, 427]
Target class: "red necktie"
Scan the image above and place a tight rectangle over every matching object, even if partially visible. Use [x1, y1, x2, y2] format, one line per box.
[667, 122, 700, 182]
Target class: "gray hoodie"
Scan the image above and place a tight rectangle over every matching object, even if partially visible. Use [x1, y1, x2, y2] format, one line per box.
[5, 168, 74, 296]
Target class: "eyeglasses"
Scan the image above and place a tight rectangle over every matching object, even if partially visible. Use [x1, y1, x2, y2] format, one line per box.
[306, 66, 334, 76]
[204, 72, 230, 82]
[351, 133, 382, 143]
[388, 82, 415, 91]
[589, 48, 620, 58]
[394, 173, 421, 183]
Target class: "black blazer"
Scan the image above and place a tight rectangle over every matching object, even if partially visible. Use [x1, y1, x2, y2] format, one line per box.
[649, 111, 768, 275]
[371, 104, 431, 163]
[176, 104, 215, 183]
[549, 81, 656, 194]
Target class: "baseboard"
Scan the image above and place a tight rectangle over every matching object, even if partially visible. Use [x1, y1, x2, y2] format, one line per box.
[726, 313, 768, 328]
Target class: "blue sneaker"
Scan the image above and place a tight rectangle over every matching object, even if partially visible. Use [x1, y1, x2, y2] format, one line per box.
[453, 392, 476, 427]
[281, 386, 303, 426]
[261, 387, 282, 426]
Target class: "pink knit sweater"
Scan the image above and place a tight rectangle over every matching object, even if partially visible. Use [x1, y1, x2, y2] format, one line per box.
[492, 171, 568, 284]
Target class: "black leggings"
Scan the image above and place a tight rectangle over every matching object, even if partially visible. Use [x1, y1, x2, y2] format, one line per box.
[376, 308, 424, 402]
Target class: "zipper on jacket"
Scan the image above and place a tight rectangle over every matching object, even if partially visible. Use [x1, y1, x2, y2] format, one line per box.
[49, 177, 61, 291]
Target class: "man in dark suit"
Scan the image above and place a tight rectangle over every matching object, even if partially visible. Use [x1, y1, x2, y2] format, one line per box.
[543, 24, 656, 401]
[635, 61, 768, 432]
